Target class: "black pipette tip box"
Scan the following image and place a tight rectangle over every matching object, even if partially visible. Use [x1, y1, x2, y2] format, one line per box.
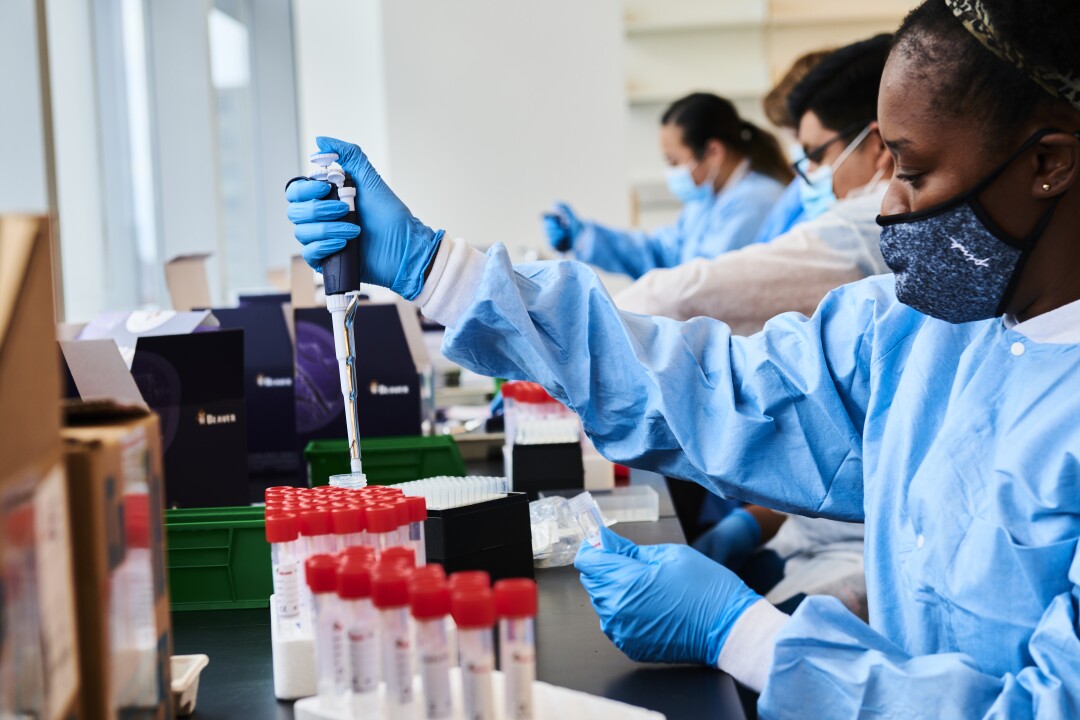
[511, 442, 584, 501]
[424, 492, 534, 581]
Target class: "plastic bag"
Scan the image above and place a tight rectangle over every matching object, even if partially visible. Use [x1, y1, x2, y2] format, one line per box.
[530, 496, 585, 568]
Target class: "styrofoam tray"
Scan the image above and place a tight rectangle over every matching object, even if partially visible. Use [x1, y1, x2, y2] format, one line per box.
[171, 654, 209, 716]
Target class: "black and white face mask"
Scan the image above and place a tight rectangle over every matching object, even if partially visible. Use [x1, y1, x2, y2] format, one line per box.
[876, 129, 1071, 324]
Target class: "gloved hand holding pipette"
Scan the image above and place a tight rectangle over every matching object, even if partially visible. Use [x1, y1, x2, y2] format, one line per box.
[286, 136, 444, 300]
[574, 527, 765, 667]
[541, 202, 584, 253]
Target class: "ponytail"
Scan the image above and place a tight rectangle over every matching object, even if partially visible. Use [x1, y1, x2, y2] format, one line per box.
[740, 121, 795, 184]
[661, 93, 793, 186]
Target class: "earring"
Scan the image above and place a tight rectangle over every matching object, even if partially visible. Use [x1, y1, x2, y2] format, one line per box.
[1043, 183, 1052, 191]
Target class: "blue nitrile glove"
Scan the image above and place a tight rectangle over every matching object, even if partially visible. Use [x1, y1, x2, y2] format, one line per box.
[691, 507, 762, 568]
[575, 527, 761, 666]
[541, 202, 584, 253]
[285, 136, 444, 300]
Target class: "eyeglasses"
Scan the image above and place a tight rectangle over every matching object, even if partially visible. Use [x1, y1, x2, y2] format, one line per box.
[791, 121, 869, 183]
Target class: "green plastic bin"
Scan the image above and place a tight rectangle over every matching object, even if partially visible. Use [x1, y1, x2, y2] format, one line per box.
[166, 506, 272, 611]
[304, 435, 466, 488]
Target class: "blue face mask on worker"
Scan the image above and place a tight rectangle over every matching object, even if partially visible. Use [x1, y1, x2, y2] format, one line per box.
[876, 128, 1072, 324]
[665, 158, 718, 205]
[797, 124, 873, 220]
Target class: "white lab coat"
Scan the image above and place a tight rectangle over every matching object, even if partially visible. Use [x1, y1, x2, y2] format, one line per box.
[614, 184, 890, 335]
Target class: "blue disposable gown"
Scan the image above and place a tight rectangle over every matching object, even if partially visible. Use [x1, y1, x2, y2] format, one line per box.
[752, 178, 808, 244]
[575, 170, 784, 279]
[434, 247, 1080, 719]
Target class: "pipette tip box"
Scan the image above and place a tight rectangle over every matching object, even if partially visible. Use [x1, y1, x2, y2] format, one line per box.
[425, 493, 534, 581]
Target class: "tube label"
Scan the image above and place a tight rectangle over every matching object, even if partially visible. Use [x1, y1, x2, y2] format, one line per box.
[273, 561, 300, 617]
[348, 624, 379, 694]
[461, 658, 495, 720]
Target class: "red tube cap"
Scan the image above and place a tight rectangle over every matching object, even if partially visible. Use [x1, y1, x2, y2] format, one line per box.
[265, 513, 299, 544]
[451, 586, 495, 629]
[448, 570, 490, 592]
[372, 565, 411, 609]
[494, 578, 538, 618]
[331, 506, 365, 535]
[305, 554, 338, 593]
[390, 499, 410, 527]
[410, 564, 446, 583]
[337, 557, 374, 599]
[405, 496, 427, 522]
[380, 546, 415, 569]
[341, 545, 377, 564]
[410, 578, 450, 620]
[124, 493, 151, 549]
[299, 507, 332, 537]
[366, 504, 398, 534]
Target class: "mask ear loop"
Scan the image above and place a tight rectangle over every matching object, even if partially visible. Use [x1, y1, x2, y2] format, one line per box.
[993, 192, 1066, 316]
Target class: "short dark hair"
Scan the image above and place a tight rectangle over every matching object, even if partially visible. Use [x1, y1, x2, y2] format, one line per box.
[893, 1, 1080, 136]
[787, 34, 893, 133]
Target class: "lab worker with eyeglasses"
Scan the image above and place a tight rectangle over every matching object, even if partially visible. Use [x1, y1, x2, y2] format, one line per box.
[542, 93, 790, 279]
[285, 0, 1080, 714]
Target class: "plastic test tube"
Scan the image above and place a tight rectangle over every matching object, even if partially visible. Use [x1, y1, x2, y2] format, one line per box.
[306, 554, 348, 709]
[410, 578, 453, 719]
[332, 505, 366, 552]
[569, 491, 604, 548]
[372, 564, 415, 718]
[300, 507, 336, 558]
[451, 585, 497, 720]
[365, 505, 399, 556]
[405, 496, 428, 566]
[265, 513, 303, 635]
[337, 555, 380, 715]
[389, 498, 411, 548]
[494, 579, 538, 720]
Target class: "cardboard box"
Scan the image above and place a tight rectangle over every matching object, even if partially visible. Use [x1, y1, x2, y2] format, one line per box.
[64, 403, 174, 719]
[61, 327, 249, 508]
[0, 214, 82, 719]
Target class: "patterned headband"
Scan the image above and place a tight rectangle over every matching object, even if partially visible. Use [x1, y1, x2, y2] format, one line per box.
[944, 0, 1080, 111]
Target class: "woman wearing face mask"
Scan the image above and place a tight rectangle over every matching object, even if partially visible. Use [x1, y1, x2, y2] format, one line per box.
[542, 93, 791, 279]
[286, 0, 1080, 714]
[616, 34, 893, 331]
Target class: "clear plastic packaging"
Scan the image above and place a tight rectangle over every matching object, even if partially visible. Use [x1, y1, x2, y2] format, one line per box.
[528, 496, 586, 568]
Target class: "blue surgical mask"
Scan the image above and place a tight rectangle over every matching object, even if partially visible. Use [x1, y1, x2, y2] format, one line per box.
[798, 124, 874, 220]
[876, 128, 1069, 324]
[798, 165, 837, 220]
[666, 163, 714, 205]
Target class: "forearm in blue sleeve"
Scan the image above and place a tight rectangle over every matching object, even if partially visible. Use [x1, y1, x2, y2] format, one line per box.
[433, 242, 881, 519]
[760, 593, 1080, 719]
[575, 221, 681, 279]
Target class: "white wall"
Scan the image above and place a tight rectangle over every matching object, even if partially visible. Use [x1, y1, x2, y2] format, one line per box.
[293, 0, 630, 259]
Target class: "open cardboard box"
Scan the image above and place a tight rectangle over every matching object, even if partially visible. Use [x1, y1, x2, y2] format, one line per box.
[0, 215, 82, 719]
[63, 399, 174, 718]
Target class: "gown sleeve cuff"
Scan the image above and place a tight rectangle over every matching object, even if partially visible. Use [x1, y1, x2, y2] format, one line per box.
[416, 235, 489, 329]
[716, 598, 789, 692]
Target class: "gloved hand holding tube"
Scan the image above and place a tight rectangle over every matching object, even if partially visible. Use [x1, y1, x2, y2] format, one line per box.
[541, 202, 584, 253]
[574, 527, 761, 666]
[286, 136, 444, 300]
